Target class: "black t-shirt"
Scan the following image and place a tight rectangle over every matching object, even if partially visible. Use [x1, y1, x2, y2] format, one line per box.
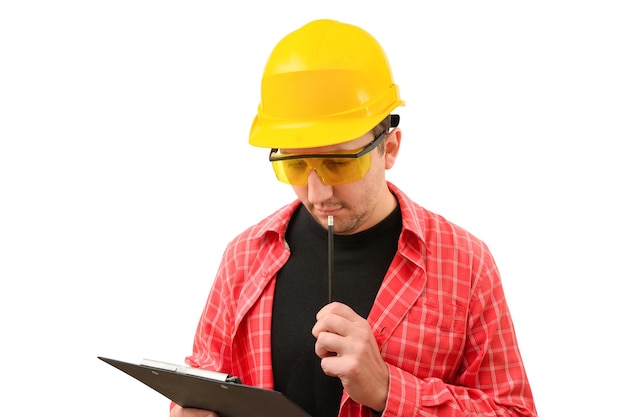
[271, 203, 402, 417]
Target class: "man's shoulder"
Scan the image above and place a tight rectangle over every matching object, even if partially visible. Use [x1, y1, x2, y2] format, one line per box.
[227, 200, 300, 246]
[391, 183, 490, 251]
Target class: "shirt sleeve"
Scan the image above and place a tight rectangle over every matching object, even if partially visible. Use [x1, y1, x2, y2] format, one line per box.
[185, 244, 237, 374]
[380, 258, 536, 417]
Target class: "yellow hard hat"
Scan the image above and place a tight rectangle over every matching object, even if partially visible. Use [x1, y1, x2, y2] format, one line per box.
[248, 19, 404, 149]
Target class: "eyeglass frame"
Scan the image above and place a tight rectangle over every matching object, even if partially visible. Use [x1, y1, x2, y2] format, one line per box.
[268, 130, 388, 163]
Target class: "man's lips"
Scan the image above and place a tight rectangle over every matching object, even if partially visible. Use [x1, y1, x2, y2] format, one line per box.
[315, 206, 342, 217]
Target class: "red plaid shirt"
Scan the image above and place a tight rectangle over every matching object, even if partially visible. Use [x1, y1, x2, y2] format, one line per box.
[185, 182, 537, 417]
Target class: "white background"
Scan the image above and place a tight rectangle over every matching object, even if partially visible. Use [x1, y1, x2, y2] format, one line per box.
[1, 1, 624, 416]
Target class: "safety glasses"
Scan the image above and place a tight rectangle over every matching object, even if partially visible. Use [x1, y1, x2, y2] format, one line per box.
[268, 131, 387, 186]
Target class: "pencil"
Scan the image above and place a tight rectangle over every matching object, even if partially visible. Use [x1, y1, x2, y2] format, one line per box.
[327, 215, 334, 303]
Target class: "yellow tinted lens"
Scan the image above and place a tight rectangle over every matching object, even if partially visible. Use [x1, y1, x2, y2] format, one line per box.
[318, 155, 371, 185]
[271, 153, 372, 186]
[271, 159, 310, 185]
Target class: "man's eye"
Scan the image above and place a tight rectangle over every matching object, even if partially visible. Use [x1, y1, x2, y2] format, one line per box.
[323, 159, 350, 170]
[287, 160, 308, 171]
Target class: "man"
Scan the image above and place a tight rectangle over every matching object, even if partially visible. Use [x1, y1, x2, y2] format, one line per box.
[171, 19, 537, 417]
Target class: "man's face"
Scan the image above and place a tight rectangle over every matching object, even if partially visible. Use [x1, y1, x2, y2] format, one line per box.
[282, 131, 394, 235]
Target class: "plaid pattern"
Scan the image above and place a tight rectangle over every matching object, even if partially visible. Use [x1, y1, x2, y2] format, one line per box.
[185, 182, 537, 417]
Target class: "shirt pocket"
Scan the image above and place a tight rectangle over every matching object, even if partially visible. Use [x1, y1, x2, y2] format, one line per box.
[384, 295, 467, 381]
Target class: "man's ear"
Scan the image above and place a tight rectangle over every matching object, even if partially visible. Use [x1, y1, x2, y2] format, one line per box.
[384, 128, 402, 169]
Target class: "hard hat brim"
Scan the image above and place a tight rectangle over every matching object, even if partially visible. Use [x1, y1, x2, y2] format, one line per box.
[249, 92, 404, 149]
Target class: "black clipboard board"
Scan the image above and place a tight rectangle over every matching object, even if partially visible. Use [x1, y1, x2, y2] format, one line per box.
[98, 356, 311, 417]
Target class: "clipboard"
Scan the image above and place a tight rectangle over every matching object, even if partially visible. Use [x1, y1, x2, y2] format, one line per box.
[98, 356, 311, 417]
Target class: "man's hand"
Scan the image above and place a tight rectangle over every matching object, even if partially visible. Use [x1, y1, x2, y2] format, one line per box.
[170, 404, 218, 417]
[312, 302, 389, 412]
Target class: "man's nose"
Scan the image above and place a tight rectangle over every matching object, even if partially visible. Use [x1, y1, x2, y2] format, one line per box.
[306, 169, 333, 204]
